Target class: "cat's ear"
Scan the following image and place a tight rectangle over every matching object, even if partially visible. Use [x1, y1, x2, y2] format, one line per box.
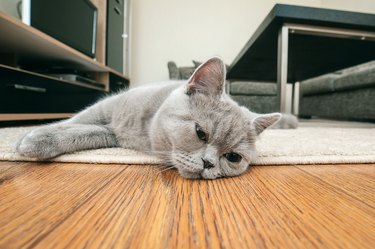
[186, 57, 226, 97]
[251, 113, 282, 135]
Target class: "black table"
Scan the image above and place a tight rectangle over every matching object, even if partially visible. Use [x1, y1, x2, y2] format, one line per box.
[227, 4, 375, 112]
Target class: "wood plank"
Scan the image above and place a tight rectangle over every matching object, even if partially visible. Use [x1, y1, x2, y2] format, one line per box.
[243, 165, 375, 249]
[0, 162, 374, 248]
[296, 164, 375, 205]
[34, 165, 163, 249]
[0, 162, 126, 248]
[0, 162, 23, 178]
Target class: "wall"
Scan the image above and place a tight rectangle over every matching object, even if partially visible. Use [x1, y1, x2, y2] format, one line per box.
[130, 0, 323, 85]
[130, 0, 375, 86]
[0, 0, 21, 19]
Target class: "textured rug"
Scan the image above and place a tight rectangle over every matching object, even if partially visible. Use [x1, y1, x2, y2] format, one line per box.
[0, 125, 374, 165]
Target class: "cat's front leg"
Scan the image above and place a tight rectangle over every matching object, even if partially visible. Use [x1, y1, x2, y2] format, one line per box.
[16, 125, 63, 159]
[16, 124, 118, 159]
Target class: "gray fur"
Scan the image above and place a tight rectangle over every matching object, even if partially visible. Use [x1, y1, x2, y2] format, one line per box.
[16, 57, 294, 179]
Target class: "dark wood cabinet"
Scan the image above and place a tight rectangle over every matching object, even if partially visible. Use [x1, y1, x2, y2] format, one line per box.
[0, 1, 129, 121]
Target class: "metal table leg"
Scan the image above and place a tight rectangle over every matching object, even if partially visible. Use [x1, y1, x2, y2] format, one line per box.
[277, 25, 289, 113]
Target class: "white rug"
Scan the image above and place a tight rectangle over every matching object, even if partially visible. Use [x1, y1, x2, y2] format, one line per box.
[0, 124, 374, 165]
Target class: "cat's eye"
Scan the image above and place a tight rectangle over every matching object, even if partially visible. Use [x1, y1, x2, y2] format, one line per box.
[224, 152, 242, 163]
[195, 123, 207, 142]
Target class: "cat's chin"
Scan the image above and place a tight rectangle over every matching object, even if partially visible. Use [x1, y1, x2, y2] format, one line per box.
[178, 169, 202, 179]
[178, 169, 223, 180]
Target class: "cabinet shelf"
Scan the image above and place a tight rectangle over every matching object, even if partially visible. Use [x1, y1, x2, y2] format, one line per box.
[0, 10, 128, 80]
[0, 113, 73, 122]
[0, 64, 106, 91]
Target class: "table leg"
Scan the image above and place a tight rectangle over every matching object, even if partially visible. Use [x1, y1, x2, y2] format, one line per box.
[277, 25, 289, 113]
[293, 82, 300, 115]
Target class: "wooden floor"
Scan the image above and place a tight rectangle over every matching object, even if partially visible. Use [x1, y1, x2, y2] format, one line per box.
[0, 161, 374, 249]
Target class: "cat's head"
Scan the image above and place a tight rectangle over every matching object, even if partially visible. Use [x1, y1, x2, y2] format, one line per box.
[152, 57, 281, 179]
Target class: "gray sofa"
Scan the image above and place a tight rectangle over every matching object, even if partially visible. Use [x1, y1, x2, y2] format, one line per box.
[229, 81, 279, 113]
[299, 60, 375, 121]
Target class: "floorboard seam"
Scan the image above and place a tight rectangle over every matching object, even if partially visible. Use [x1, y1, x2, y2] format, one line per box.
[293, 165, 374, 209]
[26, 166, 129, 248]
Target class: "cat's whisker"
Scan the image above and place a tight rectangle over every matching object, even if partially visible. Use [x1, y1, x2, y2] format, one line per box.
[156, 165, 175, 174]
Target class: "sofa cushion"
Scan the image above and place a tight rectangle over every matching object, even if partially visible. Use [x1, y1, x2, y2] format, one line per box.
[230, 82, 277, 96]
[336, 60, 375, 75]
[301, 74, 339, 96]
[334, 64, 375, 92]
[301, 60, 375, 96]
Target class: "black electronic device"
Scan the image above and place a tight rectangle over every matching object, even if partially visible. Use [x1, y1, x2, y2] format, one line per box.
[23, 0, 97, 58]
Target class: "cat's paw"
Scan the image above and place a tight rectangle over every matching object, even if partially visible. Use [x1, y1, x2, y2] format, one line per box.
[16, 128, 61, 159]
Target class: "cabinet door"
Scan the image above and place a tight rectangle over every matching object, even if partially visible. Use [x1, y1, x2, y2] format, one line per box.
[106, 0, 124, 73]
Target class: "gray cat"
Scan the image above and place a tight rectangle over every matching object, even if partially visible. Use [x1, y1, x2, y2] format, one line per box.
[16, 57, 288, 179]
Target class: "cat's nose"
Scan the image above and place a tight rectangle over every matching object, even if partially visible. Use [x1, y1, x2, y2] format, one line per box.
[202, 158, 214, 169]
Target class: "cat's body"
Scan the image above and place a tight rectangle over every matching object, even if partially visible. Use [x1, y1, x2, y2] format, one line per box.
[95, 82, 182, 151]
[16, 57, 295, 179]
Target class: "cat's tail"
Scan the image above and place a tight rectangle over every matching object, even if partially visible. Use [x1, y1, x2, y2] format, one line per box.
[272, 113, 298, 129]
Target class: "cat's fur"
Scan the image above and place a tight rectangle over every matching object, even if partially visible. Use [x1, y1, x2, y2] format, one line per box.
[16, 57, 291, 179]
